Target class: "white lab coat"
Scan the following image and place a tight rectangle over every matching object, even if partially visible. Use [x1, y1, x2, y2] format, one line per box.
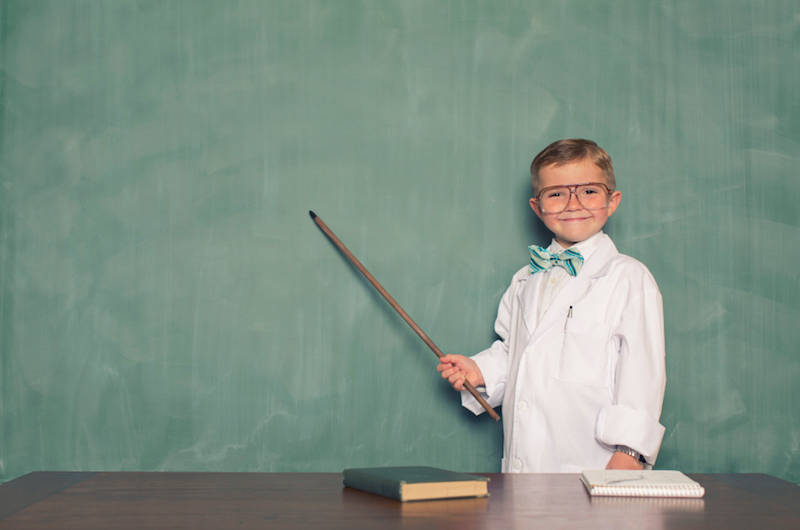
[462, 233, 666, 472]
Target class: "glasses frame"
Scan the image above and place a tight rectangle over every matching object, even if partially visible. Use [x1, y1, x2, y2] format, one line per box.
[533, 181, 614, 214]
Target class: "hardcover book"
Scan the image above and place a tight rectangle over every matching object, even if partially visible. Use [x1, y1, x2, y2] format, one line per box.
[342, 466, 490, 502]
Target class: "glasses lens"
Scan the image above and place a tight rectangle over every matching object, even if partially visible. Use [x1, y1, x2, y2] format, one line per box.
[575, 183, 608, 209]
[539, 187, 570, 213]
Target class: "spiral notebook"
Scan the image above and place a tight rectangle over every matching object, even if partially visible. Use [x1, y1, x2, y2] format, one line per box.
[580, 470, 705, 498]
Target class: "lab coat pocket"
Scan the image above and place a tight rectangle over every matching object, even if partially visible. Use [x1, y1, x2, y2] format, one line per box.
[557, 316, 612, 388]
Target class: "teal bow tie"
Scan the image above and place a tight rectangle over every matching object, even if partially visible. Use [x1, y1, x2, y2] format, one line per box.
[528, 245, 584, 277]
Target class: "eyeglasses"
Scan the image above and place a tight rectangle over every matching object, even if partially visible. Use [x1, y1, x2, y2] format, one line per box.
[533, 182, 613, 214]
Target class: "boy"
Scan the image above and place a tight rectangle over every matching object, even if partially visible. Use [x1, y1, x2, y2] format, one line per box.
[438, 139, 666, 472]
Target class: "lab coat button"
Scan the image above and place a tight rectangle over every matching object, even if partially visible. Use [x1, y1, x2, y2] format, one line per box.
[518, 400, 528, 412]
[513, 458, 522, 471]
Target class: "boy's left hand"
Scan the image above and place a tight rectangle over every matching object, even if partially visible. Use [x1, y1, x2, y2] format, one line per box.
[606, 451, 644, 470]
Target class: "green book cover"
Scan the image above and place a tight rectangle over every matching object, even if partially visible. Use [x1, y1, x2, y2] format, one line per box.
[342, 466, 490, 502]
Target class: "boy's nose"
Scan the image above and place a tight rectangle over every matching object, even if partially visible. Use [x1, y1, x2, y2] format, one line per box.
[565, 190, 583, 210]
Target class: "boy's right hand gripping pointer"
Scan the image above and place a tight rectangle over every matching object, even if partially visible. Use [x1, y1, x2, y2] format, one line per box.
[437, 355, 486, 392]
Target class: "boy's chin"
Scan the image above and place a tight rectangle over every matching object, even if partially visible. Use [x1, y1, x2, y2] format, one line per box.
[553, 228, 602, 247]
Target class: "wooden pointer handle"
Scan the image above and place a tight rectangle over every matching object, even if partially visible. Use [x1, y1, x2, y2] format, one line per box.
[310, 211, 500, 422]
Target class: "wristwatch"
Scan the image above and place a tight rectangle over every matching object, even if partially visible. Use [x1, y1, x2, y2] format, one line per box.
[615, 445, 646, 463]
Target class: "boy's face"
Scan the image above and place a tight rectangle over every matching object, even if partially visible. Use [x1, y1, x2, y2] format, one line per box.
[529, 158, 621, 248]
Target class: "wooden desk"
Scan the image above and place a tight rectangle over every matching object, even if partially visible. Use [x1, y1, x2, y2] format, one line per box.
[0, 472, 797, 529]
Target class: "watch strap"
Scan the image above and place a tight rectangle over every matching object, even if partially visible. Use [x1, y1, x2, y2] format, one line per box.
[615, 445, 646, 463]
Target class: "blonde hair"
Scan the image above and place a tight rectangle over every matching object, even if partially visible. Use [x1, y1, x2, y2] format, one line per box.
[530, 139, 615, 194]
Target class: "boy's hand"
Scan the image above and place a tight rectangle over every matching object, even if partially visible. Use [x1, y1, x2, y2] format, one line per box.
[606, 451, 644, 470]
[436, 354, 485, 391]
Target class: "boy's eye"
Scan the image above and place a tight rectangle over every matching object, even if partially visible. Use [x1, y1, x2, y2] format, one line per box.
[546, 190, 563, 198]
[579, 185, 605, 196]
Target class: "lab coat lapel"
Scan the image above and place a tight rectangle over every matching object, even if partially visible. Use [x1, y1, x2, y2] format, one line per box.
[524, 234, 619, 342]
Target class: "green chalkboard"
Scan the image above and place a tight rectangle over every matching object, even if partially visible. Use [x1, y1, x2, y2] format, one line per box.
[1, 1, 798, 483]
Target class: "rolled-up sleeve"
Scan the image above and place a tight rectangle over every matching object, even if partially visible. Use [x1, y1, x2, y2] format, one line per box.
[595, 281, 666, 465]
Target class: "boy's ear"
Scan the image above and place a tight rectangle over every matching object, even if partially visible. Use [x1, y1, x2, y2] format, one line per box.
[606, 190, 622, 216]
[529, 197, 544, 220]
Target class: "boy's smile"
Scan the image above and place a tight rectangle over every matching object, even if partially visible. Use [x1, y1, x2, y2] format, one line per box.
[529, 158, 621, 248]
